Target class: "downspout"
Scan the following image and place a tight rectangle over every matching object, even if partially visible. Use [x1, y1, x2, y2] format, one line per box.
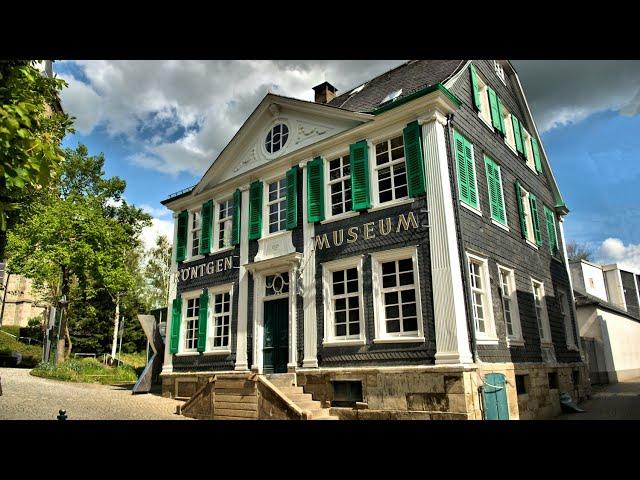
[445, 113, 479, 363]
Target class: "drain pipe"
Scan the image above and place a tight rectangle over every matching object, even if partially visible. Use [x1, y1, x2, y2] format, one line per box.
[445, 113, 479, 364]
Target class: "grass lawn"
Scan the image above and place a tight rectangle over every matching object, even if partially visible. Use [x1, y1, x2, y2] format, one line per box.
[31, 357, 138, 385]
[0, 326, 43, 367]
[115, 351, 148, 369]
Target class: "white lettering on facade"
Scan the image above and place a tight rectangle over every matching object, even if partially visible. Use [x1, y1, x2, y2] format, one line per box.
[178, 255, 235, 283]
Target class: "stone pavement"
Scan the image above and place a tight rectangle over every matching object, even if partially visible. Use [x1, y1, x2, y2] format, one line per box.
[0, 367, 190, 420]
[556, 376, 640, 420]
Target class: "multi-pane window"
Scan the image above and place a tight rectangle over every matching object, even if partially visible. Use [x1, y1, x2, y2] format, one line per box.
[190, 210, 202, 258]
[498, 266, 522, 343]
[380, 258, 418, 335]
[267, 178, 288, 234]
[265, 123, 289, 154]
[494, 60, 506, 84]
[467, 253, 496, 341]
[331, 268, 360, 338]
[532, 279, 551, 343]
[265, 272, 289, 297]
[374, 136, 408, 204]
[212, 291, 231, 348]
[558, 290, 576, 349]
[328, 155, 352, 216]
[184, 297, 200, 351]
[217, 199, 233, 249]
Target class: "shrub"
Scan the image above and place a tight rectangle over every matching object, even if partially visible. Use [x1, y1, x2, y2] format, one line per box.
[31, 357, 138, 385]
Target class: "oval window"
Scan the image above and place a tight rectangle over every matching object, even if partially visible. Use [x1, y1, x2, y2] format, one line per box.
[265, 123, 289, 154]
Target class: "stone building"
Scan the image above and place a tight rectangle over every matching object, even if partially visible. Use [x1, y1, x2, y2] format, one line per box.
[0, 265, 47, 328]
[159, 60, 590, 420]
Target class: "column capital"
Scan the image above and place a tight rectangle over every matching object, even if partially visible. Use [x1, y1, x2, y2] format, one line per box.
[418, 108, 448, 127]
[239, 183, 250, 192]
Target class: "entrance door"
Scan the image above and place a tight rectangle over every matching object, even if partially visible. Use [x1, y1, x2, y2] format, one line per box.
[263, 298, 289, 374]
[483, 373, 509, 420]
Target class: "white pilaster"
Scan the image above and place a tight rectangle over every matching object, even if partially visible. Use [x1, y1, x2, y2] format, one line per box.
[161, 212, 180, 375]
[288, 264, 298, 370]
[558, 215, 586, 361]
[300, 159, 318, 368]
[235, 185, 251, 370]
[419, 109, 473, 365]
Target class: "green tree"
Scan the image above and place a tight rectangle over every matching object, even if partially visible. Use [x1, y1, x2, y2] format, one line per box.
[144, 234, 172, 309]
[0, 60, 74, 260]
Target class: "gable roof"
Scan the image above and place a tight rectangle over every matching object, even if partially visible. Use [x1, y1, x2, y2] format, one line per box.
[574, 288, 640, 322]
[327, 60, 466, 112]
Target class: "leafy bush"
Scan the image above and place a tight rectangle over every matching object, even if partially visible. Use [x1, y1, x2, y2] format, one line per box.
[31, 357, 137, 385]
[0, 327, 42, 367]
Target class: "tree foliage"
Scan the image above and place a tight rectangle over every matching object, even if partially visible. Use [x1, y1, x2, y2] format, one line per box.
[0, 60, 74, 258]
[566, 240, 593, 262]
[144, 234, 172, 310]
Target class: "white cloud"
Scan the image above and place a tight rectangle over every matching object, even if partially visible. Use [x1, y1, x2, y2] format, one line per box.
[597, 237, 640, 273]
[58, 73, 103, 134]
[139, 204, 171, 218]
[140, 217, 173, 251]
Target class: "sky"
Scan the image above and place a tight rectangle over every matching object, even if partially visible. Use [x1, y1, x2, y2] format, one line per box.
[55, 60, 640, 271]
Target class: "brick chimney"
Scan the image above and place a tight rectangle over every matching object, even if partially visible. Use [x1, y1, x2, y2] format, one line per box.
[313, 81, 337, 104]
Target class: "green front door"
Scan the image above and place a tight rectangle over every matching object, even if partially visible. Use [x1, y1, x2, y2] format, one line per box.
[263, 298, 289, 374]
[483, 373, 509, 420]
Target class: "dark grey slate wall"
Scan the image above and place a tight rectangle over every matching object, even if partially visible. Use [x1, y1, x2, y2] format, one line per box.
[312, 196, 436, 367]
[447, 60, 581, 364]
[621, 271, 639, 319]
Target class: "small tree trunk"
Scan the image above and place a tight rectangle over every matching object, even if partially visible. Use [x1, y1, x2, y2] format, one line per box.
[55, 265, 70, 365]
[110, 293, 120, 361]
[65, 323, 72, 359]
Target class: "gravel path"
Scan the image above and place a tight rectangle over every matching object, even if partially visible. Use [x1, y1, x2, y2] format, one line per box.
[0, 367, 190, 420]
[556, 376, 640, 420]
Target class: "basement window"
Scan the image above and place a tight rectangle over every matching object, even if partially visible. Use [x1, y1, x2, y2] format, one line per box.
[515, 374, 528, 395]
[572, 369, 580, 387]
[331, 380, 363, 407]
[548, 372, 559, 390]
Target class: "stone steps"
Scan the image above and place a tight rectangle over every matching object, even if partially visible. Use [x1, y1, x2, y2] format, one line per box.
[266, 375, 339, 420]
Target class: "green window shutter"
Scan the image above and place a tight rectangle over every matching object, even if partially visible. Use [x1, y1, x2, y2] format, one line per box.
[488, 88, 502, 132]
[511, 116, 524, 154]
[175, 210, 188, 263]
[484, 156, 506, 225]
[529, 192, 542, 246]
[286, 166, 298, 230]
[248, 181, 263, 241]
[307, 157, 324, 223]
[544, 205, 558, 255]
[496, 96, 506, 135]
[169, 296, 182, 354]
[349, 140, 371, 211]
[531, 137, 543, 173]
[403, 121, 426, 197]
[197, 289, 209, 353]
[231, 188, 241, 246]
[454, 131, 478, 209]
[515, 181, 527, 239]
[469, 63, 482, 111]
[199, 200, 213, 255]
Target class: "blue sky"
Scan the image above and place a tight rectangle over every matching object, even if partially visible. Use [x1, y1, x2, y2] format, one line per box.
[54, 60, 640, 270]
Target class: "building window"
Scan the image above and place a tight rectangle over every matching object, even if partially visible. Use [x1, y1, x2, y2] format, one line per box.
[216, 198, 234, 249]
[498, 266, 522, 344]
[211, 289, 231, 348]
[484, 155, 507, 226]
[475, 73, 492, 126]
[558, 290, 576, 349]
[189, 209, 202, 258]
[331, 381, 363, 407]
[517, 184, 540, 247]
[521, 128, 537, 172]
[266, 272, 289, 297]
[183, 296, 200, 352]
[322, 256, 365, 344]
[374, 135, 408, 205]
[467, 253, 496, 341]
[548, 371, 559, 389]
[327, 154, 352, 217]
[515, 374, 528, 395]
[453, 131, 480, 212]
[494, 60, 506, 84]
[266, 178, 288, 234]
[502, 108, 518, 153]
[371, 247, 423, 341]
[531, 279, 551, 344]
[265, 123, 289, 154]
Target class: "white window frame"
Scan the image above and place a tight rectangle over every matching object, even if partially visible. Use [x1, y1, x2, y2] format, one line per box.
[179, 290, 201, 354]
[494, 60, 506, 85]
[262, 173, 288, 237]
[370, 132, 410, 209]
[475, 74, 493, 128]
[502, 109, 519, 155]
[531, 278, 552, 345]
[214, 196, 234, 253]
[371, 246, 424, 343]
[205, 283, 234, 354]
[521, 128, 537, 173]
[497, 265, 523, 346]
[187, 208, 203, 261]
[322, 255, 366, 346]
[518, 185, 538, 249]
[466, 252, 498, 344]
[321, 148, 360, 223]
[557, 289, 577, 350]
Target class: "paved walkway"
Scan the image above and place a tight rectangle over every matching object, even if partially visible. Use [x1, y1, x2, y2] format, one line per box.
[0, 367, 190, 420]
[556, 376, 640, 420]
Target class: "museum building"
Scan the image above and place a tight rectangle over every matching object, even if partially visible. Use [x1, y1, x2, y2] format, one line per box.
[159, 60, 590, 420]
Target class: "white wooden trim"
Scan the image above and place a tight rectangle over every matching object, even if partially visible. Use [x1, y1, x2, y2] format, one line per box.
[179, 289, 202, 354]
[206, 282, 234, 353]
[496, 264, 523, 345]
[301, 160, 318, 368]
[367, 197, 415, 214]
[530, 277, 552, 344]
[466, 251, 497, 341]
[234, 186, 250, 370]
[162, 212, 180, 374]
[320, 210, 360, 225]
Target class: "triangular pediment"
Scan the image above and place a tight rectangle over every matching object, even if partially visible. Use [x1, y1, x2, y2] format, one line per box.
[193, 94, 372, 195]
